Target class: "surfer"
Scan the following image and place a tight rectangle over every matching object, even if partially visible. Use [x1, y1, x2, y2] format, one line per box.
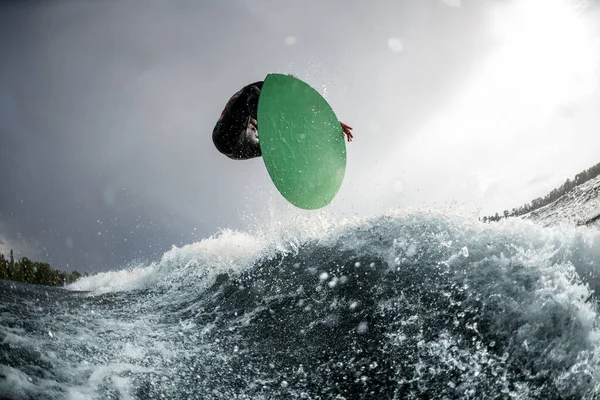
[213, 79, 353, 160]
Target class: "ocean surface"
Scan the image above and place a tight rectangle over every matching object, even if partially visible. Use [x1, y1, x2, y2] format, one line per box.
[1, 209, 600, 399]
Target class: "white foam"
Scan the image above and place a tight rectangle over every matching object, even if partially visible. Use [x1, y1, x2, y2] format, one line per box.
[67, 265, 156, 294]
[66, 203, 600, 301]
[65, 363, 146, 400]
[67, 228, 269, 295]
[0, 366, 35, 399]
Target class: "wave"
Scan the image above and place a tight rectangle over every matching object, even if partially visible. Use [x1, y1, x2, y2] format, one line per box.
[3, 208, 599, 399]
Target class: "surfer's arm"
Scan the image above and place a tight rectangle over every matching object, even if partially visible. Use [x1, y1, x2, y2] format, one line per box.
[340, 121, 353, 142]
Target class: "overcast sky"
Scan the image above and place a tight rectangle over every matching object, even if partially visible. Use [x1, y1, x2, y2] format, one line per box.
[1, 0, 600, 273]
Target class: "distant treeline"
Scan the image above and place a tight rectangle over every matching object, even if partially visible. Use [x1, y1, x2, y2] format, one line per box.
[0, 249, 83, 286]
[483, 161, 600, 223]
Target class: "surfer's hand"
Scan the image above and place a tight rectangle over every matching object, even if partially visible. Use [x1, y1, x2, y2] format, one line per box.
[249, 117, 258, 133]
[340, 122, 353, 142]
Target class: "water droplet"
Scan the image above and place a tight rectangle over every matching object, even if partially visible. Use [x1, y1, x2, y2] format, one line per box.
[387, 38, 403, 53]
[357, 322, 368, 333]
[442, 0, 461, 7]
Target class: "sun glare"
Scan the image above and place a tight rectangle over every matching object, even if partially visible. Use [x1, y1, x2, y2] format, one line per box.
[435, 0, 600, 148]
[488, 0, 598, 114]
[379, 0, 600, 207]
[425, 0, 595, 149]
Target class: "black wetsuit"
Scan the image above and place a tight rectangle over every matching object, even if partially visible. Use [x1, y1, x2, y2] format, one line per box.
[213, 81, 264, 160]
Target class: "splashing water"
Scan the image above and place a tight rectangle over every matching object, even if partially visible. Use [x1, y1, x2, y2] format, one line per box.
[1, 209, 600, 399]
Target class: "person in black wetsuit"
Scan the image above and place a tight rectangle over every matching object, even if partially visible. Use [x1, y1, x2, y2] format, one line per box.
[213, 79, 353, 160]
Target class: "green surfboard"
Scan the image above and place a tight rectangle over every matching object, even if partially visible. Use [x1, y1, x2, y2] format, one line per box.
[257, 74, 346, 210]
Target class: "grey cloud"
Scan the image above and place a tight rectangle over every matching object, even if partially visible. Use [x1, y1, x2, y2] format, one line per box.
[0, 0, 523, 272]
